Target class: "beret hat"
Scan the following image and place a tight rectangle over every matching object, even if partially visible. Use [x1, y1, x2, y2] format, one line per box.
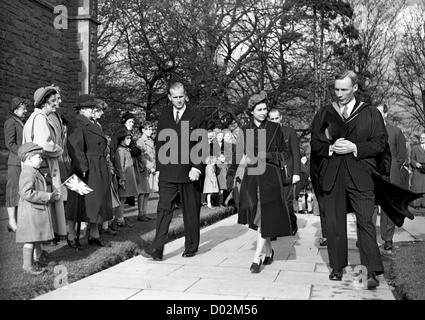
[247, 90, 268, 113]
[34, 86, 56, 107]
[18, 142, 43, 161]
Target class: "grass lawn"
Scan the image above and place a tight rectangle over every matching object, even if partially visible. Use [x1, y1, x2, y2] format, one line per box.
[0, 195, 234, 300]
[382, 207, 425, 300]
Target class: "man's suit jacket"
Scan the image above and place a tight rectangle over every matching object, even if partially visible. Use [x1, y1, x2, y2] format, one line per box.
[386, 123, 406, 185]
[311, 100, 387, 192]
[281, 125, 301, 178]
[155, 106, 208, 183]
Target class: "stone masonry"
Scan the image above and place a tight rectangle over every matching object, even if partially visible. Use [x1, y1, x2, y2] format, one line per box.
[0, 0, 99, 203]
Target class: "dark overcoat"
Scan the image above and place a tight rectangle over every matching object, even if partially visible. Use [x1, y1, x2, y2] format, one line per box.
[66, 114, 113, 223]
[4, 112, 24, 207]
[410, 144, 425, 207]
[227, 120, 292, 238]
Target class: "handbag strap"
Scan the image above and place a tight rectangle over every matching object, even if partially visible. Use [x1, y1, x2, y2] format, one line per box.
[266, 123, 280, 152]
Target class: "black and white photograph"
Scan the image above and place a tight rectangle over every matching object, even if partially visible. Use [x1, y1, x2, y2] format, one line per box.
[1, 0, 425, 308]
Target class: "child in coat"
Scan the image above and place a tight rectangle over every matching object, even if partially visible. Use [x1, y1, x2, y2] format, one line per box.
[114, 128, 139, 227]
[16, 142, 60, 275]
[203, 155, 219, 209]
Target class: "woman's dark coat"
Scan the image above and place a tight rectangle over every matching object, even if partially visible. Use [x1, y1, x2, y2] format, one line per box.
[227, 120, 292, 237]
[66, 114, 113, 223]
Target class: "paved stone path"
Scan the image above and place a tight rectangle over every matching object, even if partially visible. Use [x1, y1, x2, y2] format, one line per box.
[34, 211, 425, 300]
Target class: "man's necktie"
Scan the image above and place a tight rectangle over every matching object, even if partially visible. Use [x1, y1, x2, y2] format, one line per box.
[342, 105, 348, 119]
[175, 111, 180, 124]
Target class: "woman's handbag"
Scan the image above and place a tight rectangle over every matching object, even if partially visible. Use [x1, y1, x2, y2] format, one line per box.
[278, 153, 292, 186]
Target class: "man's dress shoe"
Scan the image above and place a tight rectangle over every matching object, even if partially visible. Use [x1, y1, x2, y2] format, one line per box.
[291, 225, 298, 236]
[367, 272, 380, 289]
[329, 269, 343, 281]
[182, 251, 196, 257]
[148, 249, 163, 261]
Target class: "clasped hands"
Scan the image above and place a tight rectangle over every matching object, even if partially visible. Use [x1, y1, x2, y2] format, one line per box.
[330, 138, 357, 155]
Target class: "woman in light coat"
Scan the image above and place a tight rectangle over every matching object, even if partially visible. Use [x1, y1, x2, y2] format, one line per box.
[136, 121, 157, 221]
[22, 86, 67, 248]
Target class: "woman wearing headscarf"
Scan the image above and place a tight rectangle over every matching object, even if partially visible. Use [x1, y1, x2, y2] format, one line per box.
[22, 86, 66, 262]
[4, 97, 29, 232]
[226, 91, 292, 273]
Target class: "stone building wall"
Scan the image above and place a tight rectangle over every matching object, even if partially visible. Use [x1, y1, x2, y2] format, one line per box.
[0, 0, 99, 203]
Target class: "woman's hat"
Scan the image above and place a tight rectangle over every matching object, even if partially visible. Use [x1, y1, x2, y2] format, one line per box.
[121, 111, 135, 124]
[247, 91, 267, 111]
[75, 94, 97, 108]
[18, 142, 43, 161]
[34, 86, 56, 107]
[10, 97, 29, 112]
[115, 127, 132, 142]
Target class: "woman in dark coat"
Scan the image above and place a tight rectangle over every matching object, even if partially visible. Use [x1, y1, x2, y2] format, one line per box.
[226, 91, 291, 273]
[4, 97, 29, 232]
[65, 94, 113, 248]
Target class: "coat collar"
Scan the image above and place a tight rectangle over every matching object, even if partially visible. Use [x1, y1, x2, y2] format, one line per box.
[7, 111, 25, 127]
[76, 114, 106, 139]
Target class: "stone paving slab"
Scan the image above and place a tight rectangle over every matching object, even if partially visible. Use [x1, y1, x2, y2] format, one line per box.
[35, 211, 422, 300]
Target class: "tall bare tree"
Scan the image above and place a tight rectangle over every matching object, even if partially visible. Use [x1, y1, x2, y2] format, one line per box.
[394, 1, 425, 134]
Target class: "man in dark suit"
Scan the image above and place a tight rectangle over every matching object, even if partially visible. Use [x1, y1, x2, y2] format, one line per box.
[268, 108, 301, 235]
[310, 70, 387, 289]
[375, 103, 406, 250]
[147, 82, 208, 261]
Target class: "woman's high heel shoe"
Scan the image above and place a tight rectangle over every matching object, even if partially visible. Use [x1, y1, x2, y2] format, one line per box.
[250, 260, 262, 273]
[88, 235, 105, 247]
[7, 223, 17, 233]
[263, 250, 274, 265]
[67, 237, 84, 250]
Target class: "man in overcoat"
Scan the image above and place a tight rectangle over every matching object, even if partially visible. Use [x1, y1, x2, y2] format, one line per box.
[268, 108, 301, 235]
[375, 103, 406, 251]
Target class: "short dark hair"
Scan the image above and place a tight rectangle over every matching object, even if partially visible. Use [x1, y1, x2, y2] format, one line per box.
[35, 88, 58, 109]
[268, 108, 281, 117]
[139, 121, 153, 132]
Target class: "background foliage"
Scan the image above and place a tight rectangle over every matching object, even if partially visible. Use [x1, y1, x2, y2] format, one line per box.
[96, 0, 425, 150]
